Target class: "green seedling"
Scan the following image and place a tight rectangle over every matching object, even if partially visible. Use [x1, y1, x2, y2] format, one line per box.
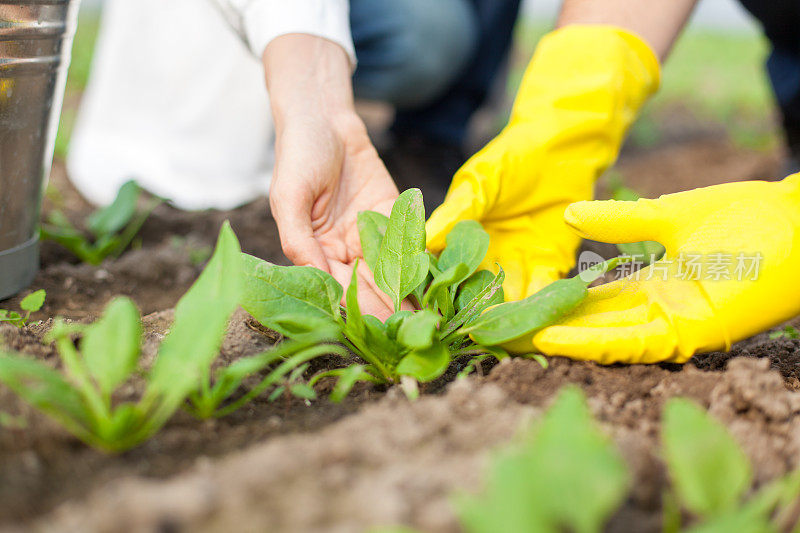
[185, 328, 348, 419]
[610, 180, 666, 265]
[242, 188, 627, 402]
[267, 363, 316, 403]
[241, 189, 507, 400]
[0, 223, 240, 451]
[41, 180, 161, 265]
[457, 387, 629, 533]
[170, 236, 213, 267]
[392, 390, 800, 533]
[768, 325, 800, 340]
[663, 398, 800, 532]
[0, 289, 46, 328]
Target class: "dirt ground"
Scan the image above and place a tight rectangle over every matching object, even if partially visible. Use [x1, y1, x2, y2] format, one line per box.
[1, 111, 798, 532]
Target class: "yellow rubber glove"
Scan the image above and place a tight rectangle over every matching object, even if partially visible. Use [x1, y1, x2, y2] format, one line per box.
[531, 174, 800, 364]
[426, 25, 660, 301]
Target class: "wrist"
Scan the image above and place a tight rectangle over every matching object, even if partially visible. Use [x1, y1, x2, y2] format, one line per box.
[264, 33, 355, 130]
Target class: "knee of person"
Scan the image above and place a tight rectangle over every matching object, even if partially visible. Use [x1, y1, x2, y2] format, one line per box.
[375, 0, 478, 109]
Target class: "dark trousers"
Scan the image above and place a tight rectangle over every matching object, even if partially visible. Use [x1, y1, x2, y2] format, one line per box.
[738, 0, 800, 149]
[351, 0, 522, 148]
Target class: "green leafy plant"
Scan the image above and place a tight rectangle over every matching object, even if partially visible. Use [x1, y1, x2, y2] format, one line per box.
[385, 391, 800, 533]
[768, 325, 800, 340]
[457, 387, 629, 533]
[662, 398, 800, 532]
[185, 328, 348, 419]
[609, 178, 665, 265]
[0, 222, 348, 447]
[0, 289, 46, 327]
[41, 180, 161, 265]
[242, 188, 625, 401]
[0, 223, 240, 451]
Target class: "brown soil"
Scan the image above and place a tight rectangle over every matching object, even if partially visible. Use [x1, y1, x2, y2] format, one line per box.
[1, 117, 798, 531]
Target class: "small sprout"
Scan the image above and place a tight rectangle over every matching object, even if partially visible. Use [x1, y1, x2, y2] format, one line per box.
[40, 180, 161, 265]
[769, 325, 800, 340]
[0, 289, 46, 328]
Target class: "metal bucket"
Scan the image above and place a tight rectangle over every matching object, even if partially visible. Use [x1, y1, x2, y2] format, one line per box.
[0, 0, 80, 299]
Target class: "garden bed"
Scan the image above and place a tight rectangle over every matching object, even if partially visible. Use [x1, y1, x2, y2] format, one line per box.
[1, 135, 797, 532]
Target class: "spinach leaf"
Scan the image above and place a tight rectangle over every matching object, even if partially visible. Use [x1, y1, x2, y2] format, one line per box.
[397, 309, 439, 350]
[80, 297, 142, 399]
[86, 180, 140, 237]
[441, 269, 505, 340]
[455, 270, 504, 312]
[42, 181, 161, 266]
[147, 221, 243, 415]
[0, 354, 95, 439]
[241, 254, 343, 336]
[663, 398, 752, 517]
[344, 261, 366, 341]
[357, 211, 389, 273]
[363, 315, 404, 366]
[385, 310, 414, 339]
[1, 289, 47, 328]
[374, 189, 430, 311]
[395, 341, 450, 382]
[19, 289, 46, 314]
[463, 258, 622, 347]
[437, 220, 489, 277]
[457, 387, 628, 533]
[422, 263, 471, 310]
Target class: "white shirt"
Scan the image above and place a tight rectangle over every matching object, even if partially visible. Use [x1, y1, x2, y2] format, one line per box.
[210, 0, 355, 67]
[67, 0, 354, 210]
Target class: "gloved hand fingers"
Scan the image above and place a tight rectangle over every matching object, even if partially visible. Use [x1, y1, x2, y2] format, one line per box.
[555, 304, 651, 328]
[532, 316, 682, 365]
[564, 198, 665, 246]
[426, 180, 486, 253]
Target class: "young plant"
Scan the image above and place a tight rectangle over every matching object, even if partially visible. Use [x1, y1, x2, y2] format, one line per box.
[457, 387, 629, 533]
[41, 180, 161, 265]
[0, 289, 46, 328]
[242, 188, 625, 401]
[662, 398, 800, 532]
[384, 390, 800, 533]
[0, 223, 238, 451]
[185, 328, 348, 419]
[768, 325, 800, 340]
[241, 189, 504, 399]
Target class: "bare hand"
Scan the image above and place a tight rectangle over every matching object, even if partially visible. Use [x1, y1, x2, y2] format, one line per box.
[270, 112, 399, 319]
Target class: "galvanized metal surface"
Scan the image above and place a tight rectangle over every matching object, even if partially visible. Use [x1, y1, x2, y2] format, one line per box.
[0, 0, 79, 298]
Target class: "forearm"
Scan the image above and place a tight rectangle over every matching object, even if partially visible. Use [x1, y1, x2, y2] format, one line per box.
[557, 0, 698, 60]
[263, 34, 357, 132]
